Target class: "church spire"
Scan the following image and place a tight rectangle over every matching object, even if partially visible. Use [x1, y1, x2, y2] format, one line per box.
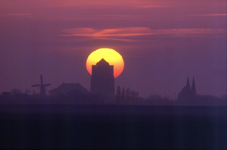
[186, 77, 190, 90]
[191, 77, 196, 96]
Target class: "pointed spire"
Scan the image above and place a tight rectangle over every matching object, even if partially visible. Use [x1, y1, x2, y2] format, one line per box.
[40, 75, 43, 85]
[100, 58, 107, 62]
[96, 58, 109, 66]
[186, 77, 190, 89]
[191, 77, 196, 96]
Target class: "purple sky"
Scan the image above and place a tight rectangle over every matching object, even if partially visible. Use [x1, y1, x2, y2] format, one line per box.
[0, 0, 226, 98]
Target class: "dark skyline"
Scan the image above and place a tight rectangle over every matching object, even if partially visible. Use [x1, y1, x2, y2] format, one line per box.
[0, 0, 226, 98]
[0, 2, 226, 149]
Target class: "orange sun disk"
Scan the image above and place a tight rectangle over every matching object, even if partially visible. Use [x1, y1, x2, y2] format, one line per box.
[86, 48, 124, 78]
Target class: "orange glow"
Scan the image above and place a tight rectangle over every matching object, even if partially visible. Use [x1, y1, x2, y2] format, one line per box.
[86, 48, 124, 78]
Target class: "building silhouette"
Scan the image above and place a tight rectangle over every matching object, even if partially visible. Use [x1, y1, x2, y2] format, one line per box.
[191, 77, 196, 97]
[91, 58, 115, 103]
[49, 82, 90, 97]
[178, 77, 196, 100]
[32, 75, 51, 98]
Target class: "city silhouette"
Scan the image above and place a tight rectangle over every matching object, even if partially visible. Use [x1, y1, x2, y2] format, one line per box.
[0, 49, 226, 148]
[0, 0, 226, 149]
[0, 61, 225, 106]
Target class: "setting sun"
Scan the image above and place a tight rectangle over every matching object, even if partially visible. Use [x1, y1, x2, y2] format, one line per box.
[86, 48, 124, 78]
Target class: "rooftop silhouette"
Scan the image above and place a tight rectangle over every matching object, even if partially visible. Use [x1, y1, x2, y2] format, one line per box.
[49, 82, 90, 97]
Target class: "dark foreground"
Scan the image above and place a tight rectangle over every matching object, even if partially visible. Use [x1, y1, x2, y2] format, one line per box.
[0, 105, 226, 149]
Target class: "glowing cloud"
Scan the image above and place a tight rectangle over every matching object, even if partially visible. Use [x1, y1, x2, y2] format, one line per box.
[61, 27, 226, 41]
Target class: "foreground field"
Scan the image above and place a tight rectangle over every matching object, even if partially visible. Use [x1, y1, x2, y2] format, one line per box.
[0, 105, 226, 149]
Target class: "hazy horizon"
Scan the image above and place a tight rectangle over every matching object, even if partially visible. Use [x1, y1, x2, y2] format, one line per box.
[0, 0, 226, 98]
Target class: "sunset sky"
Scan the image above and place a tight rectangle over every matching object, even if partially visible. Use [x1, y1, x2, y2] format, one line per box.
[0, 0, 226, 98]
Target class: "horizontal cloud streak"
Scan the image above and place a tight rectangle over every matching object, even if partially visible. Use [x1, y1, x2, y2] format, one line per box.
[0, 13, 32, 17]
[61, 27, 226, 42]
[0, 0, 169, 11]
[43, 0, 170, 8]
[185, 14, 227, 17]
[156, 28, 226, 36]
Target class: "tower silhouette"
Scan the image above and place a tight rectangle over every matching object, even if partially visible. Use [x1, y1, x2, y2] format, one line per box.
[90, 58, 115, 103]
[191, 77, 196, 97]
[32, 75, 51, 98]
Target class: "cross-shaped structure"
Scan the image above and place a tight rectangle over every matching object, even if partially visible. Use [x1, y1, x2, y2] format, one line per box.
[32, 75, 51, 98]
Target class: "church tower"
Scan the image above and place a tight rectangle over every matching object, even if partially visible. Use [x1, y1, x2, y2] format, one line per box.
[91, 58, 115, 103]
[191, 77, 196, 97]
[186, 77, 190, 91]
[178, 77, 197, 101]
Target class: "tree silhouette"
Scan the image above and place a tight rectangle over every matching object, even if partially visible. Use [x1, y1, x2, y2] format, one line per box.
[121, 87, 125, 101]
[126, 88, 130, 101]
[116, 86, 121, 102]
